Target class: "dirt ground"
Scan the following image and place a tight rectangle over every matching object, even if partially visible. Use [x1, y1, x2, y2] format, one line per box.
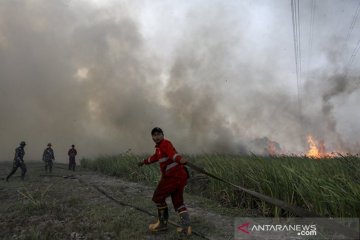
[0, 161, 256, 240]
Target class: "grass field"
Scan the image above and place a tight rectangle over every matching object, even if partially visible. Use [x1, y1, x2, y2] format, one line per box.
[81, 153, 360, 218]
[0, 161, 255, 240]
[1, 155, 358, 239]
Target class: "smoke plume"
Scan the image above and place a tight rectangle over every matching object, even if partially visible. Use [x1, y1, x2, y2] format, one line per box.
[0, 0, 359, 161]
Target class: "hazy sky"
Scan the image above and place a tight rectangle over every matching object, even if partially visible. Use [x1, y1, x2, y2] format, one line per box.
[0, 0, 359, 161]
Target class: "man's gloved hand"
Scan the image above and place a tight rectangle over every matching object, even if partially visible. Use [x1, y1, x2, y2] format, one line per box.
[179, 158, 188, 164]
[137, 161, 145, 167]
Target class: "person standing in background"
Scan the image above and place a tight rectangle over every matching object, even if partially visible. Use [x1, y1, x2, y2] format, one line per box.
[43, 143, 55, 173]
[68, 144, 77, 171]
[6, 141, 27, 181]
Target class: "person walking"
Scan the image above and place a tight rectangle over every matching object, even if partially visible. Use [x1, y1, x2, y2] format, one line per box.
[68, 144, 77, 171]
[42, 143, 55, 173]
[6, 141, 27, 181]
[138, 127, 191, 239]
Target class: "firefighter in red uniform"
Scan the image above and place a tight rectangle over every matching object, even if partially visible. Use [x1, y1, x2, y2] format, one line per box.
[138, 127, 191, 239]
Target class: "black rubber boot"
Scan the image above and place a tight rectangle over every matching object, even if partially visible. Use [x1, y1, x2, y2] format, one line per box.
[149, 205, 169, 232]
[177, 211, 191, 239]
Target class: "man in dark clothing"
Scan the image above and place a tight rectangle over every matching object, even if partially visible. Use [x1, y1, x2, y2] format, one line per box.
[138, 127, 191, 239]
[42, 143, 55, 173]
[6, 141, 27, 181]
[68, 144, 77, 171]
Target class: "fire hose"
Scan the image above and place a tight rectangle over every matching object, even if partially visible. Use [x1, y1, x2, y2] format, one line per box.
[40, 160, 359, 239]
[185, 162, 359, 239]
[40, 174, 214, 240]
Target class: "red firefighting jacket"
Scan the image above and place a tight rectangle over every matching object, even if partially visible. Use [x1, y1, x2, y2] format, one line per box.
[143, 138, 187, 179]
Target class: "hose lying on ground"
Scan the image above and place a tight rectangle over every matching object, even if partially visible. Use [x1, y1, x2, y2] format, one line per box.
[40, 174, 214, 240]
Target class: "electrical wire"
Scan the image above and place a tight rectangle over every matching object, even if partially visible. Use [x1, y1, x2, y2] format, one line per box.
[291, 0, 302, 116]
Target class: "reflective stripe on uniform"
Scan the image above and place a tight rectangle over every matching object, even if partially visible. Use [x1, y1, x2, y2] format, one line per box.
[159, 157, 168, 163]
[172, 153, 179, 161]
[177, 205, 185, 211]
[165, 162, 178, 171]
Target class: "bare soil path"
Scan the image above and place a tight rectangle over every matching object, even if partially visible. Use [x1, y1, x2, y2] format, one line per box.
[0, 162, 255, 240]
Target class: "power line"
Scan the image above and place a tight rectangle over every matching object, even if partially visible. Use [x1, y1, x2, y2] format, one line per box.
[344, 1, 360, 76]
[291, 0, 302, 115]
[306, 0, 316, 75]
[345, 0, 360, 43]
[297, 0, 302, 82]
[345, 39, 360, 76]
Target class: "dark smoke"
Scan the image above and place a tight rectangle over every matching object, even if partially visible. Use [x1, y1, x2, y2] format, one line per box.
[0, 1, 359, 161]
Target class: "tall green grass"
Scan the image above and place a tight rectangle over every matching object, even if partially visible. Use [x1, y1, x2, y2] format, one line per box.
[81, 154, 161, 184]
[81, 154, 360, 218]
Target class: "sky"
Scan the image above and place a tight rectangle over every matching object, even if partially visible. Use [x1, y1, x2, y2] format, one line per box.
[0, 0, 359, 162]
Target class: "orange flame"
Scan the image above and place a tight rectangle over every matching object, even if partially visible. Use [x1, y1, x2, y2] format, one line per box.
[307, 136, 322, 158]
[267, 141, 278, 156]
[306, 135, 337, 158]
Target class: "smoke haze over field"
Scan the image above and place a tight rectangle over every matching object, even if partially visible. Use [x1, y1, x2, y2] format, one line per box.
[1, 0, 359, 161]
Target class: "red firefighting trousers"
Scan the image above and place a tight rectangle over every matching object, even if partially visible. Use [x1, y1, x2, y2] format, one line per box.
[152, 175, 187, 212]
